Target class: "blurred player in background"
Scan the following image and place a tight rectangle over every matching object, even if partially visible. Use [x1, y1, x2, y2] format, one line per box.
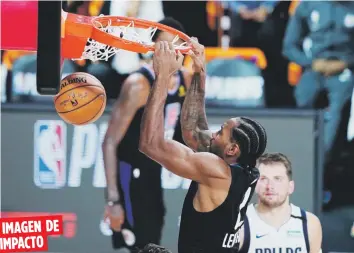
[102, 17, 191, 251]
[239, 153, 322, 253]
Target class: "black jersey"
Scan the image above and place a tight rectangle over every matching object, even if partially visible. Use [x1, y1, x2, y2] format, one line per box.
[178, 164, 259, 253]
[112, 65, 187, 250]
[117, 64, 187, 165]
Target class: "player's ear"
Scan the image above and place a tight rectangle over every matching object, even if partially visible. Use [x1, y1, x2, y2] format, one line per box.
[288, 180, 295, 195]
[226, 143, 239, 156]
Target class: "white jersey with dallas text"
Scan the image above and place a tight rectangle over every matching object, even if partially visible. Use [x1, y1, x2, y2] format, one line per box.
[240, 204, 310, 253]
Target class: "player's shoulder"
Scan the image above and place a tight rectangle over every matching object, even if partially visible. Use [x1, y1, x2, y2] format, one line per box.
[124, 71, 149, 86]
[192, 151, 225, 165]
[304, 210, 323, 251]
[192, 152, 231, 179]
[121, 72, 150, 95]
[288, 204, 321, 228]
[305, 211, 322, 228]
[245, 203, 256, 216]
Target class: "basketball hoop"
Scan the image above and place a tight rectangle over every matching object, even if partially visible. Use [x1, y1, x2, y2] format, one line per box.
[0, 2, 193, 96]
[61, 11, 191, 62]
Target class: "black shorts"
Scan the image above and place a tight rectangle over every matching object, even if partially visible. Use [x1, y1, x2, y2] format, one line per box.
[112, 160, 166, 251]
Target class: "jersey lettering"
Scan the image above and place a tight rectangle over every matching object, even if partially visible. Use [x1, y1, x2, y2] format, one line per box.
[221, 184, 254, 248]
[255, 247, 302, 253]
[223, 175, 258, 248]
[222, 231, 240, 248]
[234, 186, 252, 231]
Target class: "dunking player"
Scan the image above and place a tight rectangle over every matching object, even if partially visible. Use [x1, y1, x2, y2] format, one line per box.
[139, 39, 267, 253]
[239, 153, 323, 253]
[102, 18, 190, 251]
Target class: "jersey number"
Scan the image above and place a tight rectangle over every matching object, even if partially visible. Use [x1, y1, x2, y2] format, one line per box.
[231, 181, 256, 248]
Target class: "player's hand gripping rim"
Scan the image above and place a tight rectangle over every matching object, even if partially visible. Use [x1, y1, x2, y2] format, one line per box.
[153, 41, 184, 77]
[187, 37, 206, 74]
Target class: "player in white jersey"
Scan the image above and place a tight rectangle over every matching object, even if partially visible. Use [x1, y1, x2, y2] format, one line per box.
[239, 152, 322, 253]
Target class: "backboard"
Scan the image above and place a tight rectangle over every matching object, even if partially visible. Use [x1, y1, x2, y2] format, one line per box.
[37, 1, 62, 95]
[1, 1, 62, 95]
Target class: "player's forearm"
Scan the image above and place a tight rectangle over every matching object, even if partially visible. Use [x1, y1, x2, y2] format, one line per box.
[181, 72, 209, 150]
[102, 140, 120, 201]
[182, 72, 208, 130]
[139, 74, 170, 152]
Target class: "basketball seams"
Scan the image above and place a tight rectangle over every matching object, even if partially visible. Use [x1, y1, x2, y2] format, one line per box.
[56, 72, 105, 103]
[57, 93, 104, 114]
[75, 95, 106, 125]
[54, 72, 106, 125]
[54, 84, 105, 103]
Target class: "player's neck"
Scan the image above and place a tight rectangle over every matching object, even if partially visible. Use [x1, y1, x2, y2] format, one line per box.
[225, 157, 237, 165]
[255, 202, 292, 229]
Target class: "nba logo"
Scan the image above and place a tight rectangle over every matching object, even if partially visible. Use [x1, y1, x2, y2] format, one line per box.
[34, 120, 67, 189]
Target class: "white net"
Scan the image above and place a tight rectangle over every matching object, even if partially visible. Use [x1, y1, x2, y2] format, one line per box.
[74, 16, 188, 62]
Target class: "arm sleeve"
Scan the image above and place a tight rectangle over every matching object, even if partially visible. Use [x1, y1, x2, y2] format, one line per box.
[282, 2, 312, 68]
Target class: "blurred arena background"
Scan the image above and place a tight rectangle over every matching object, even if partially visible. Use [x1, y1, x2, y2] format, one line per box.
[1, 1, 354, 252]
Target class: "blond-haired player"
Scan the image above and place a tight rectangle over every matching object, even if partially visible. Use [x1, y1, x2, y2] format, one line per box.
[239, 153, 322, 253]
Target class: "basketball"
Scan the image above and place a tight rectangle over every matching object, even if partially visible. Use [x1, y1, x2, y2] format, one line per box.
[54, 72, 106, 125]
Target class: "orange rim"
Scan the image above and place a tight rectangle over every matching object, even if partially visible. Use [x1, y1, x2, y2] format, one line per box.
[90, 15, 192, 54]
[61, 11, 95, 59]
[61, 11, 192, 57]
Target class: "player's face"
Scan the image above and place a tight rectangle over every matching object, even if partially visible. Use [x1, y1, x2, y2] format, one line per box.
[210, 118, 240, 159]
[256, 163, 294, 208]
[155, 31, 184, 45]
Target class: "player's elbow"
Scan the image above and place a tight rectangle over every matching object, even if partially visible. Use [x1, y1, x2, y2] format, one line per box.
[102, 136, 116, 153]
[139, 127, 160, 151]
[181, 130, 198, 151]
[139, 139, 154, 155]
[139, 143, 157, 159]
[139, 134, 149, 153]
[138, 141, 149, 154]
[139, 138, 162, 158]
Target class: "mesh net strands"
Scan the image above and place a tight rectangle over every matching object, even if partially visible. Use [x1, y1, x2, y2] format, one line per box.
[80, 15, 190, 62]
[59, 12, 191, 62]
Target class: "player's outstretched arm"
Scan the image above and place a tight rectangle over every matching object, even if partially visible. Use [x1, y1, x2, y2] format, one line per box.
[103, 74, 149, 202]
[139, 41, 229, 185]
[306, 212, 323, 253]
[181, 38, 212, 152]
